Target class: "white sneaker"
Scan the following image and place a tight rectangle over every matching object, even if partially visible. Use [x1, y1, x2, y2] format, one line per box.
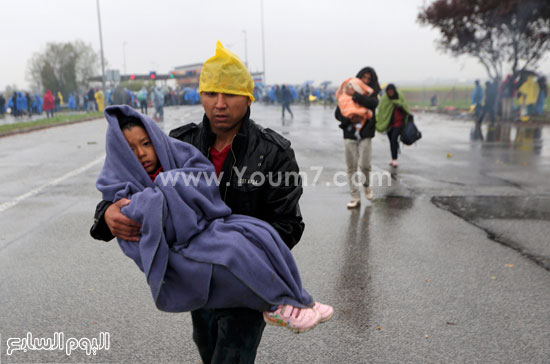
[365, 187, 373, 200]
[347, 199, 361, 209]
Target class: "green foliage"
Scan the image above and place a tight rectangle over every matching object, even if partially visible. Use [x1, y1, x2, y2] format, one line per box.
[26, 40, 101, 98]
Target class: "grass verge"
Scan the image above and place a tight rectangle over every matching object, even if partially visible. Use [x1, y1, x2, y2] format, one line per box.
[0, 112, 103, 135]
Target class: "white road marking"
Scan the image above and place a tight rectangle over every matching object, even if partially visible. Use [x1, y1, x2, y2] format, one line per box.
[0, 154, 105, 214]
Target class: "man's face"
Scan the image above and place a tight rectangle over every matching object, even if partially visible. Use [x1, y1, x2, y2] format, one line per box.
[200, 92, 251, 134]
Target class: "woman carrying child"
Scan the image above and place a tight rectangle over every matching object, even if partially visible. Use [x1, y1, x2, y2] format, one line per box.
[334, 67, 381, 209]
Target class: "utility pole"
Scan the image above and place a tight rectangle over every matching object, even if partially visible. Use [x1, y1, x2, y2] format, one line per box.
[123, 41, 127, 75]
[260, 0, 266, 84]
[242, 30, 248, 69]
[96, 0, 106, 95]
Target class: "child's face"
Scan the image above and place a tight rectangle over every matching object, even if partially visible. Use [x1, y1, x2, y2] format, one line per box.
[122, 126, 159, 173]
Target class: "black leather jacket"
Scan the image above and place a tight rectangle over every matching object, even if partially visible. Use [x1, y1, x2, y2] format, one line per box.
[90, 108, 305, 250]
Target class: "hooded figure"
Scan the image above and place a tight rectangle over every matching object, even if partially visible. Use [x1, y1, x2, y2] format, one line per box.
[96, 105, 313, 313]
[68, 93, 76, 110]
[95, 89, 105, 112]
[43, 90, 55, 111]
[376, 84, 411, 133]
[16, 92, 27, 113]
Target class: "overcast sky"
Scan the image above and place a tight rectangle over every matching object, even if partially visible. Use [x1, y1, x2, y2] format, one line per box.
[2, 0, 549, 90]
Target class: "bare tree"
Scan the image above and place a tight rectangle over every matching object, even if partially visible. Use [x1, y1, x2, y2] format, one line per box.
[418, 0, 550, 81]
[26, 40, 101, 97]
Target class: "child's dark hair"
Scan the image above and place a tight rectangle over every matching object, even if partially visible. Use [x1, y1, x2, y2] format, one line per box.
[119, 116, 145, 131]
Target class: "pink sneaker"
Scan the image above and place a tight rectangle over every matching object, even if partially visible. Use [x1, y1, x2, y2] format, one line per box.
[313, 302, 334, 323]
[264, 305, 321, 333]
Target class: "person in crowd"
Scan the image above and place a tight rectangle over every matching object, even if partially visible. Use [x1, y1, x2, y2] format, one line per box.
[334, 67, 380, 209]
[151, 87, 164, 122]
[57, 91, 64, 106]
[0, 93, 5, 116]
[471, 80, 483, 117]
[54, 92, 61, 113]
[43, 90, 55, 118]
[517, 75, 539, 119]
[91, 41, 314, 364]
[11, 92, 18, 117]
[78, 92, 85, 111]
[16, 92, 27, 117]
[304, 84, 311, 106]
[376, 84, 412, 168]
[68, 93, 76, 110]
[477, 81, 498, 125]
[26, 92, 33, 116]
[536, 76, 547, 116]
[87, 88, 97, 111]
[137, 87, 148, 115]
[499, 74, 515, 121]
[281, 84, 294, 119]
[95, 89, 105, 112]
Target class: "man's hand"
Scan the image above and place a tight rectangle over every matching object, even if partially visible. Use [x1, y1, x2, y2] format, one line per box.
[105, 198, 141, 242]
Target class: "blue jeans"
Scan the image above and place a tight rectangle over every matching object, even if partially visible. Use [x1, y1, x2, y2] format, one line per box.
[191, 307, 265, 364]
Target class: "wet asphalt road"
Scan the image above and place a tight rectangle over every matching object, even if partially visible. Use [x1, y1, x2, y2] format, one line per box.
[0, 104, 549, 364]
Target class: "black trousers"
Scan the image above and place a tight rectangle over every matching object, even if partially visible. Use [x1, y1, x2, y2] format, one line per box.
[478, 104, 495, 124]
[282, 102, 293, 117]
[191, 307, 266, 364]
[140, 100, 147, 114]
[387, 126, 402, 160]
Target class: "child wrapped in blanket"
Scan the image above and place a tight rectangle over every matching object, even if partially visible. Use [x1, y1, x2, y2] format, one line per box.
[96, 105, 333, 333]
[335, 78, 374, 138]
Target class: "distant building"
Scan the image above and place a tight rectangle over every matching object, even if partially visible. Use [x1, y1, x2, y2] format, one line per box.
[172, 63, 265, 88]
[173, 63, 203, 88]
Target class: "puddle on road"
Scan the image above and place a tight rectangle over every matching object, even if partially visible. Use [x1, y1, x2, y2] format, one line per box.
[470, 124, 549, 158]
[432, 195, 550, 270]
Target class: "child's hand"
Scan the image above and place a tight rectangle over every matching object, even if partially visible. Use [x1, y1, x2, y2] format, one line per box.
[344, 83, 355, 96]
[105, 198, 141, 242]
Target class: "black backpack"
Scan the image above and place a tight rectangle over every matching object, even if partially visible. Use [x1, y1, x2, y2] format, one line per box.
[400, 115, 422, 145]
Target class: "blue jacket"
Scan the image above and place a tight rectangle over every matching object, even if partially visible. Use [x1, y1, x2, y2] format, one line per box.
[472, 85, 483, 104]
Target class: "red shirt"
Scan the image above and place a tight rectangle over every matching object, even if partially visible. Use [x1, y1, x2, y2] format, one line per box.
[210, 144, 232, 176]
[392, 108, 404, 128]
[148, 166, 163, 182]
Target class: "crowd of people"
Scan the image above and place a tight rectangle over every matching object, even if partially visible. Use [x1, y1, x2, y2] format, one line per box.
[0, 85, 202, 121]
[471, 72, 548, 123]
[255, 83, 336, 108]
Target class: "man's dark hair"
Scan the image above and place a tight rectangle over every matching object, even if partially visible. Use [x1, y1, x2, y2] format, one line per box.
[119, 116, 144, 131]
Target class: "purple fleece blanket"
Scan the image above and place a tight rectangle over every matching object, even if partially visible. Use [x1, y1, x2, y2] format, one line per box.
[96, 105, 313, 312]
